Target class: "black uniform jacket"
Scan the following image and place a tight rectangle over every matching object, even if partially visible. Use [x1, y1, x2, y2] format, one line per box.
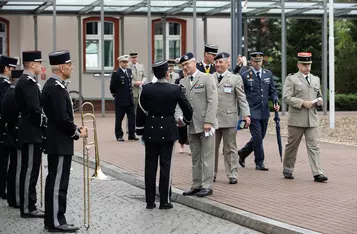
[14, 72, 45, 146]
[109, 68, 134, 107]
[0, 76, 11, 143]
[136, 81, 193, 143]
[2, 86, 20, 148]
[42, 77, 80, 155]
[196, 62, 216, 74]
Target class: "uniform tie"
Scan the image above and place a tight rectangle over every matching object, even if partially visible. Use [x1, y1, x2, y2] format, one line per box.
[256, 71, 261, 80]
[305, 76, 310, 85]
[218, 75, 223, 84]
[190, 76, 194, 82]
[204, 65, 210, 74]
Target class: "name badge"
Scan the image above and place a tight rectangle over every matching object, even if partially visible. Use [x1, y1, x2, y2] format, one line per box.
[224, 87, 232, 93]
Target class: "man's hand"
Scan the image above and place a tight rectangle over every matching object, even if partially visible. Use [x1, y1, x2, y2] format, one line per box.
[243, 116, 251, 128]
[274, 104, 280, 111]
[237, 55, 242, 66]
[79, 127, 88, 138]
[134, 81, 142, 86]
[317, 99, 323, 107]
[204, 123, 212, 132]
[302, 101, 313, 109]
[177, 117, 186, 127]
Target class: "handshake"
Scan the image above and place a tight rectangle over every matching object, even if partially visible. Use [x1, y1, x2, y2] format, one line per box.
[176, 116, 186, 127]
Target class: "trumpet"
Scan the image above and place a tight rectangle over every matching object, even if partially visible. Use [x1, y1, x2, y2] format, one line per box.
[81, 102, 109, 230]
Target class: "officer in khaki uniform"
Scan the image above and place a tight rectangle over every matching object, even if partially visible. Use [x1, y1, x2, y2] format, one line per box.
[129, 52, 147, 111]
[213, 52, 250, 184]
[179, 52, 218, 198]
[168, 59, 180, 84]
[283, 52, 328, 183]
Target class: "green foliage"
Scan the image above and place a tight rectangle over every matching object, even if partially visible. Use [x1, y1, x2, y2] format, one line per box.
[335, 94, 357, 111]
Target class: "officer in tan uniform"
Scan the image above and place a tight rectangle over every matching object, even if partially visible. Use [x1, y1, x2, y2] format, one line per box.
[179, 52, 218, 197]
[283, 52, 328, 183]
[168, 59, 180, 84]
[213, 52, 250, 184]
[129, 52, 147, 111]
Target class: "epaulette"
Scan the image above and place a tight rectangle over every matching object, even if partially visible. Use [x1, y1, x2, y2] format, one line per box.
[0, 78, 10, 84]
[241, 68, 251, 76]
[179, 84, 186, 92]
[27, 76, 36, 83]
[55, 80, 65, 89]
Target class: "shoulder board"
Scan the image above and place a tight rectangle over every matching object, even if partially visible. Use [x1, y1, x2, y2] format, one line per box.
[1, 79, 11, 84]
[179, 84, 186, 91]
[55, 80, 65, 89]
[27, 76, 36, 83]
[241, 68, 251, 76]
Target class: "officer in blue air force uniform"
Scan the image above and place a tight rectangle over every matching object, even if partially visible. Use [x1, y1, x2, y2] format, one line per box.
[238, 52, 279, 171]
[135, 60, 192, 210]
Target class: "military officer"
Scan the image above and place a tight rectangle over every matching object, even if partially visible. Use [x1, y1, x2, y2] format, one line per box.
[42, 50, 87, 232]
[196, 44, 218, 74]
[282, 52, 328, 183]
[232, 55, 249, 75]
[179, 52, 218, 197]
[2, 69, 23, 208]
[135, 60, 192, 209]
[110, 55, 139, 142]
[15, 50, 46, 218]
[168, 59, 180, 84]
[238, 52, 279, 171]
[129, 52, 147, 111]
[213, 52, 251, 184]
[0, 55, 18, 200]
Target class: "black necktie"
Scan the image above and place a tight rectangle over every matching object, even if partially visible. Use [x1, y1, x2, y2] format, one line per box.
[305, 76, 310, 84]
[190, 76, 194, 82]
[218, 75, 223, 84]
[205, 65, 210, 70]
[256, 71, 261, 80]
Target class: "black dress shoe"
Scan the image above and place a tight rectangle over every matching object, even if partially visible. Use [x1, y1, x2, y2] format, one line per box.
[196, 188, 213, 197]
[45, 224, 75, 230]
[229, 178, 238, 184]
[238, 151, 245, 168]
[146, 203, 156, 209]
[117, 137, 125, 142]
[314, 174, 328, 183]
[283, 173, 294, 179]
[47, 224, 79, 233]
[128, 136, 139, 141]
[21, 209, 45, 218]
[159, 203, 173, 210]
[182, 188, 201, 196]
[255, 165, 269, 171]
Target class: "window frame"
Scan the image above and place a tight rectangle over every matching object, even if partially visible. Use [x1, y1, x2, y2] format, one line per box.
[151, 18, 186, 62]
[82, 17, 119, 72]
[0, 17, 10, 56]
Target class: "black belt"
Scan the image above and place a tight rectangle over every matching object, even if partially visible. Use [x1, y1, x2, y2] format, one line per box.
[148, 113, 172, 118]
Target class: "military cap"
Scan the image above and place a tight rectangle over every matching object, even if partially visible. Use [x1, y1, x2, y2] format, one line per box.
[0, 55, 18, 68]
[168, 59, 176, 65]
[204, 44, 218, 55]
[129, 52, 138, 57]
[22, 50, 42, 62]
[250, 52, 264, 62]
[11, 69, 24, 78]
[297, 52, 313, 64]
[174, 58, 180, 64]
[152, 60, 168, 79]
[179, 52, 195, 64]
[49, 50, 71, 65]
[214, 52, 230, 60]
[117, 55, 130, 62]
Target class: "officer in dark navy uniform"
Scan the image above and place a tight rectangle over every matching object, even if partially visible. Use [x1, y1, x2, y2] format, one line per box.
[196, 44, 218, 74]
[110, 55, 139, 142]
[14, 50, 46, 218]
[238, 52, 279, 171]
[0, 55, 18, 200]
[42, 50, 86, 232]
[136, 60, 192, 210]
[2, 69, 23, 208]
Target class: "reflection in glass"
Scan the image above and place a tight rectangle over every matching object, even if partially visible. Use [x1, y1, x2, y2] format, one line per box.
[104, 22, 113, 35]
[104, 40, 113, 67]
[86, 40, 99, 68]
[86, 22, 98, 35]
[0, 23, 5, 33]
[155, 40, 163, 61]
[154, 22, 163, 35]
[169, 40, 180, 59]
[169, 23, 180, 35]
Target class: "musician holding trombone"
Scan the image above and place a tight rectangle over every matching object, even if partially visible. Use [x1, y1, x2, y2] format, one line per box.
[42, 50, 87, 232]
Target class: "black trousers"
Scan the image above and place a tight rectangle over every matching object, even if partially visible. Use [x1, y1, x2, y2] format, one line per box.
[20, 143, 42, 214]
[178, 126, 188, 145]
[44, 155, 72, 228]
[145, 141, 174, 205]
[0, 143, 10, 198]
[7, 147, 22, 207]
[240, 118, 269, 166]
[115, 104, 135, 139]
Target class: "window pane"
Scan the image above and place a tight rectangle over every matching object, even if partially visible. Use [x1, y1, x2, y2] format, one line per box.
[154, 22, 163, 35]
[104, 22, 113, 35]
[0, 37, 3, 55]
[0, 23, 5, 33]
[169, 40, 180, 60]
[104, 40, 113, 67]
[86, 40, 99, 68]
[86, 22, 98, 35]
[169, 22, 180, 35]
[154, 40, 164, 62]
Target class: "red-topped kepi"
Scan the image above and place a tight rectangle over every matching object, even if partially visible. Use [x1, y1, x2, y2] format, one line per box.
[297, 52, 313, 63]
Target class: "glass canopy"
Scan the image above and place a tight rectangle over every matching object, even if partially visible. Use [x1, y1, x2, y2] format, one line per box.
[1, 0, 357, 18]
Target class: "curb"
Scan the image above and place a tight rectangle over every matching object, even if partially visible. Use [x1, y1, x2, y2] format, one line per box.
[72, 152, 321, 234]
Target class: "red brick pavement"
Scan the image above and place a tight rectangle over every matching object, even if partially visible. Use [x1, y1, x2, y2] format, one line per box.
[74, 113, 357, 234]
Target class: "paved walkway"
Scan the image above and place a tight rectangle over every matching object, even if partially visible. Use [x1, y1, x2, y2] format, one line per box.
[74, 113, 357, 234]
[0, 159, 260, 234]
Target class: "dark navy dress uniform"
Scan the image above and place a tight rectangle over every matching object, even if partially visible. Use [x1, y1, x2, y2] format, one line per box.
[238, 52, 278, 169]
[136, 60, 192, 209]
[14, 51, 46, 217]
[42, 51, 80, 232]
[2, 69, 23, 208]
[196, 44, 218, 74]
[110, 57, 137, 141]
[0, 55, 18, 200]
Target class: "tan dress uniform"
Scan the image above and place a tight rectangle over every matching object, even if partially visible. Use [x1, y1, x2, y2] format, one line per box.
[129, 62, 147, 110]
[179, 70, 218, 190]
[214, 70, 250, 182]
[169, 72, 180, 84]
[283, 71, 324, 177]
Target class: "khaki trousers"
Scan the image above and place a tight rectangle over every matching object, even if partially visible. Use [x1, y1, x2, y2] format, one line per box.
[214, 128, 238, 179]
[283, 126, 323, 176]
[188, 132, 215, 189]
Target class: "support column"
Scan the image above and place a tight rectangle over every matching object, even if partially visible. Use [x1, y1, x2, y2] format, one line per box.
[120, 16, 124, 54]
[52, 0, 57, 51]
[243, 18, 248, 58]
[237, 0, 243, 55]
[322, 0, 328, 115]
[203, 17, 207, 44]
[77, 15, 83, 99]
[329, 0, 335, 128]
[34, 16, 38, 50]
[281, 0, 287, 115]
[193, 0, 197, 57]
[231, 0, 237, 70]
[147, 0, 152, 80]
[162, 17, 167, 60]
[100, 0, 105, 116]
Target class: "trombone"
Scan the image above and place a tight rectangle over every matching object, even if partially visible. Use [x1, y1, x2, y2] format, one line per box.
[81, 102, 109, 230]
